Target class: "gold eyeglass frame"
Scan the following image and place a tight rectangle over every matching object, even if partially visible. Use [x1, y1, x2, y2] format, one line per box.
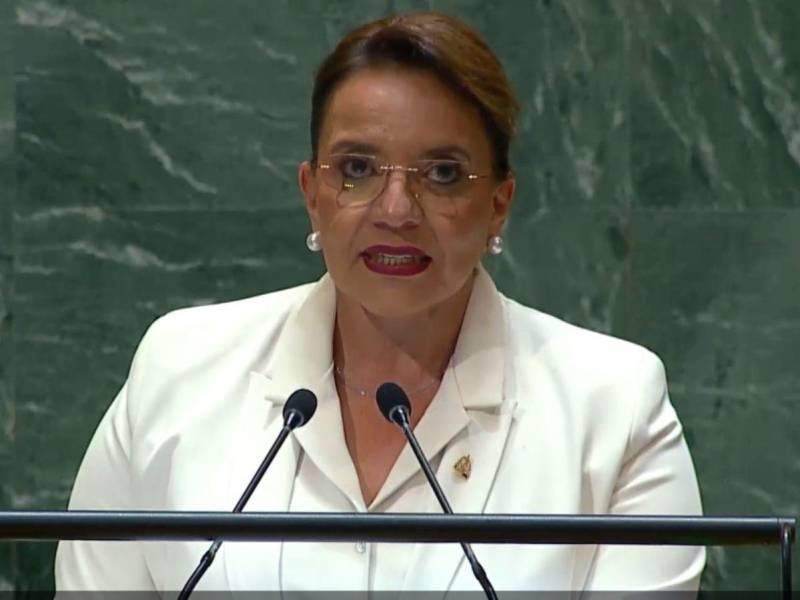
[314, 153, 491, 204]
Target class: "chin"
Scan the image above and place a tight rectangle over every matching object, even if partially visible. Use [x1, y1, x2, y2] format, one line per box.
[356, 288, 438, 320]
[357, 278, 472, 323]
[331, 262, 474, 319]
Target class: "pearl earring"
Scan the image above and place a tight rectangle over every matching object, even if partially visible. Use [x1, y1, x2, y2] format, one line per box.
[487, 235, 504, 256]
[306, 231, 322, 252]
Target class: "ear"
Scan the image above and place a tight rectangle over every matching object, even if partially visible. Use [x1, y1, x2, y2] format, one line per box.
[489, 175, 516, 236]
[298, 160, 320, 230]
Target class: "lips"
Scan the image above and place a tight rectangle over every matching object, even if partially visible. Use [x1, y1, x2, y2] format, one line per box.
[361, 245, 432, 276]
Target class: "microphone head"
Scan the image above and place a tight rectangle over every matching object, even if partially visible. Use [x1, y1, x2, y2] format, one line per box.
[376, 382, 412, 425]
[283, 388, 317, 427]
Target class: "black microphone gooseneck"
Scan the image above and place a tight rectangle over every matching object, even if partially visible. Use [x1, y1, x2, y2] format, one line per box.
[376, 382, 498, 600]
[178, 388, 318, 600]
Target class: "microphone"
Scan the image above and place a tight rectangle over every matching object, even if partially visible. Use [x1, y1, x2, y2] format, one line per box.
[376, 382, 498, 600]
[178, 388, 318, 600]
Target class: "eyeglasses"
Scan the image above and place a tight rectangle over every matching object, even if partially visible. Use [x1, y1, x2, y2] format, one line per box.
[315, 153, 491, 216]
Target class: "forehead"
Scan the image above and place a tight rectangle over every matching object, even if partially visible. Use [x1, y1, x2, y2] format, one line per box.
[319, 66, 491, 161]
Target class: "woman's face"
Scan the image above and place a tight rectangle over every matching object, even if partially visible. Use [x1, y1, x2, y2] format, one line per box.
[298, 65, 515, 319]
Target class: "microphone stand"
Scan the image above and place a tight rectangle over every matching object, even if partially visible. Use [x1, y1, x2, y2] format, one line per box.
[178, 408, 308, 599]
[390, 405, 498, 600]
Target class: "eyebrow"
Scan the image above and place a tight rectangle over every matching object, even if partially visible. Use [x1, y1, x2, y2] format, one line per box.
[327, 140, 473, 162]
[418, 145, 472, 162]
[328, 139, 381, 155]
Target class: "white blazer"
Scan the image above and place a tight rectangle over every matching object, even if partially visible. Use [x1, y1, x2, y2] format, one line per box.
[55, 268, 705, 592]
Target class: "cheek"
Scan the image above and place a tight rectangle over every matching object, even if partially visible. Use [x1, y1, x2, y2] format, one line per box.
[437, 203, 493, 255]
[314, 188, 344, 233]
[317, 203, 366, 258]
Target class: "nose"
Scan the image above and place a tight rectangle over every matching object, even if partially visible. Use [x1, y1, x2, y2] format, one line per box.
[372, 170, 422, 229]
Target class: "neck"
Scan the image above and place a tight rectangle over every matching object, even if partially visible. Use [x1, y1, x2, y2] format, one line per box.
[333, 273, 475, 396]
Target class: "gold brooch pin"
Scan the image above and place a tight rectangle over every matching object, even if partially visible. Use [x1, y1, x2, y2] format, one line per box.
[453, 454, 472, 479]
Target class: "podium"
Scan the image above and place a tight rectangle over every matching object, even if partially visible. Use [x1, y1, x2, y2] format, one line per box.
[1, 511, 795, 596]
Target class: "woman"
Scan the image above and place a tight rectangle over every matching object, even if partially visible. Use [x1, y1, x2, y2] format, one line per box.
[56, 11, 704, 592]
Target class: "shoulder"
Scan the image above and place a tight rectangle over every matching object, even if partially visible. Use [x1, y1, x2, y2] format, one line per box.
[124, 280, 317, 413]
[135, 282, 314, 364]
[502, 295, 664, 378]
[498, 296, 687, 502]
[148, 280, 314, 335]
[116, 279, 322, 445]
[501, 295, 668, 435]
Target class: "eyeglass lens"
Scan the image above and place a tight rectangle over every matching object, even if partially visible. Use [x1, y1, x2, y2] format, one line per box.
[319, 155, 478, 216]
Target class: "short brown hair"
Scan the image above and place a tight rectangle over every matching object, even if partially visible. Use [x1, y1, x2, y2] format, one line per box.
[310, 11, 520, 178]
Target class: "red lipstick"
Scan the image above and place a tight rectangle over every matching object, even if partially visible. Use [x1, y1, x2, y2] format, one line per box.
[361, 245, 432, 276]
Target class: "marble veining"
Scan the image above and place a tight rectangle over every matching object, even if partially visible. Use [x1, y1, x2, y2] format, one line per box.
[4, 0, 799, 591]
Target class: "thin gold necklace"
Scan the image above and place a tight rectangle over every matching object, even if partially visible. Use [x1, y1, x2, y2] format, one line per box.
[333, 364, 442, 398]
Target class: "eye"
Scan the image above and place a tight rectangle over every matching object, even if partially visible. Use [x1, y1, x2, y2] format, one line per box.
[337, 156, 375, 180]
[424, 161, 464, 185]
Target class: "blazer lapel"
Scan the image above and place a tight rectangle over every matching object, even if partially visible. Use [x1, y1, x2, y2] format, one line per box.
[223, 274, 339, 590]
[370, 367, 470, 508]
[221, 372, 302, 590]
[398, 409, 515, 594]
[400, 267, 517, 593]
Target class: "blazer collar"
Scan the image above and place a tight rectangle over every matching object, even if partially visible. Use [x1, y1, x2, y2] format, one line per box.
[450, 265, 506, 410]
[255, 265, 506, 409]
[262, 271, 338, 402]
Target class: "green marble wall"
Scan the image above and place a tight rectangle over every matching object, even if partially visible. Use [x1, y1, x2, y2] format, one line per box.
[1, 0, 16, 589]
[4, 0, 799, 592]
